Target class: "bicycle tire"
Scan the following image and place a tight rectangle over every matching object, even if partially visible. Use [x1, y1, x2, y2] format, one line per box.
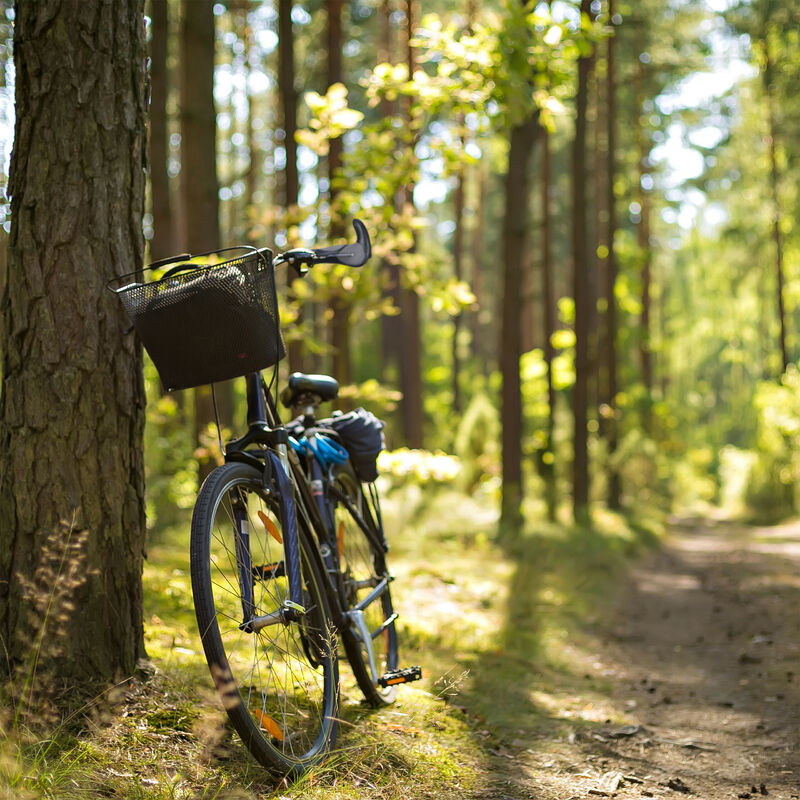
[332, 464, 399, 706]
[190, 461, 339, 775]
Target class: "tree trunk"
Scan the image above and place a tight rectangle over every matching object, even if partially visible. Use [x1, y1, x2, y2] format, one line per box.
[500, 115, 540, 534]
[572, 0, 593, 522]
[634, 25, 652, 428]
[379, 0, 402, 383]
[278, 0, 304, 372]
[605, 3, 621, 510]
[149, 0, 173, 262]
[470, 160, 489, 375]
[326, 0, 351, 385]
[399, 0, 424, 447]
[763, 32, 788, 374]
[179, 0, 225, 477]
[0, 0, 148, 680]
[541, 127, 557, 522]
[452, 162, 465, 414]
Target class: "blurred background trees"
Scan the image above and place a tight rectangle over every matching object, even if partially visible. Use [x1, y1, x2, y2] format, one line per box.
[2, 0, 800, 538]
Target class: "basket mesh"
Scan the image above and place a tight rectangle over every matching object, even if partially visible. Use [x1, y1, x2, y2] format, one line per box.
[116, 250, 285, 390]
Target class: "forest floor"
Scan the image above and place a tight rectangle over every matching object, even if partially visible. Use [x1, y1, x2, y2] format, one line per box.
[5, 498, 800, 799]
[468, 515, 800, 800]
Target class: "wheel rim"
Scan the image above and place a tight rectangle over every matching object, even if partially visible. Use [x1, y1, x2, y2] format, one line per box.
[204, 478, 334, 762]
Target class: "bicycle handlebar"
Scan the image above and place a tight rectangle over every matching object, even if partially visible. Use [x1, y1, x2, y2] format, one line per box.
[273, 219, 372, 272]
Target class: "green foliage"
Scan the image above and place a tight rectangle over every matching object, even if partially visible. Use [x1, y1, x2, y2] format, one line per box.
[143, 359, 196, 532]
[453, 392, 501, 493]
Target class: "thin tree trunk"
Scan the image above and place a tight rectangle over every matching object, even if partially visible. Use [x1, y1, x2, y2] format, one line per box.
[500, 115, 540, 534]
[399, 0, 424, 447]
[634, 25, 652, 426]
[0, 0, 147, 680]
[572, 0, 593, 522]
[180, 0, 225, 477]
[326, 0, 352, 385]
[149, 0, 173, 262]
[605, 2, 621, 509]
[763, 32, 788, 373]
[452, 161, 465, 414]
[278, 0, 303, 372]
[379, 0, 401, 383]
[541, 127, 557, 522]
[470, 161, 489, 374]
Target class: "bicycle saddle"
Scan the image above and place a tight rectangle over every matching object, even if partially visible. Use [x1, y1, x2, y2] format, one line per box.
[281, 372, 340, 407]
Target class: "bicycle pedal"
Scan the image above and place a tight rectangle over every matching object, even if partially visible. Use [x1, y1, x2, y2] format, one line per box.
[378, 666, 422, 688]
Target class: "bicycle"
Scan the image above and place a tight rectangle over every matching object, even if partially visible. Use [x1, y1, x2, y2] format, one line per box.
[110, 220, 421, 776]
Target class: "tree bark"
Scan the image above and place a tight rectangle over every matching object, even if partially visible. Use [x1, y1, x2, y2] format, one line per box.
[634, 24, 652, 428]
[605, 3, 621, 510]
[149, 0, 173, 262]
[572, 0, 593, 522]
[500, 115, 540, 534]
[541, 127, 557, 522]
[0, 0, 148, 680]
[326, 0, 352, 385]
[278, 0, 304, 372]
[179, 0, 225, 476]
[399, 0, 424, 447]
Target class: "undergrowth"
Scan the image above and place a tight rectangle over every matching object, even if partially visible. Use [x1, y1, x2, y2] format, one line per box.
[0, 491, 662, 799]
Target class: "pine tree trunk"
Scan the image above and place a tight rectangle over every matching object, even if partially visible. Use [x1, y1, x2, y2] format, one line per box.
[278, 0, 304, 372]
[179, 0, 225, 476]
[452, 163, 465, 414]
[149, 0, 174, 262]
[469, 161, 489, 374]
[541, 128, 557, 522]
[634, 26, 652, 426]
[605, 4, 621, 510]
[399, 0, 424, 447]
[572, 0, 593, 522]
[326, 0, 351, 385]
[0, 0, 148, 680]
[763, 34, 788, 374]
[500, 115, 540, 534]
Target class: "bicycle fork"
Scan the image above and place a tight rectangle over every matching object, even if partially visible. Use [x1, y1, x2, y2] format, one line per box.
[237, 449, 306, 633]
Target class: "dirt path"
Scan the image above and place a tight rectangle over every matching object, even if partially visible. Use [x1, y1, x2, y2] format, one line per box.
[481, 518, 800, 800]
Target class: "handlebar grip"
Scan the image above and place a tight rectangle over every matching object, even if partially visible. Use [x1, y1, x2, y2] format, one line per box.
[312, 219, 372, 267]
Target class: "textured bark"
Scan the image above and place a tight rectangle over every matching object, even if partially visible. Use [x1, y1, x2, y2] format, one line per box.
[0, 0, 148, 680]
[572, 0, 593, 522]
[149, 0, 173, 262]
[500, 115, 540, 534]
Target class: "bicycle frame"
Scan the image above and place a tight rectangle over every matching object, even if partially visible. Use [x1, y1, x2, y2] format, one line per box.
[224, 370, 390, 677]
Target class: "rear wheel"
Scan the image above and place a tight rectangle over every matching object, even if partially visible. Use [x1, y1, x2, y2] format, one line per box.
[332, 465, 399, 706]
[190, 462, 339, 775]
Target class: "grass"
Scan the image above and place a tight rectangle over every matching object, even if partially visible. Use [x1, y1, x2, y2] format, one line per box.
[0, 484, 663, 799]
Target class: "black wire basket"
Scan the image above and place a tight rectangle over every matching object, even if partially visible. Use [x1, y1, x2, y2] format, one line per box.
[109, 246, 285, 391]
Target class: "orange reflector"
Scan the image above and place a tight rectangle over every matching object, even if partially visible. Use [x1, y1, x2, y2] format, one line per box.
[337, 521, 345, 557]
[385, 677, 405, 685]
[255, 709, 284, 741]
[258, 511, 282, 544]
